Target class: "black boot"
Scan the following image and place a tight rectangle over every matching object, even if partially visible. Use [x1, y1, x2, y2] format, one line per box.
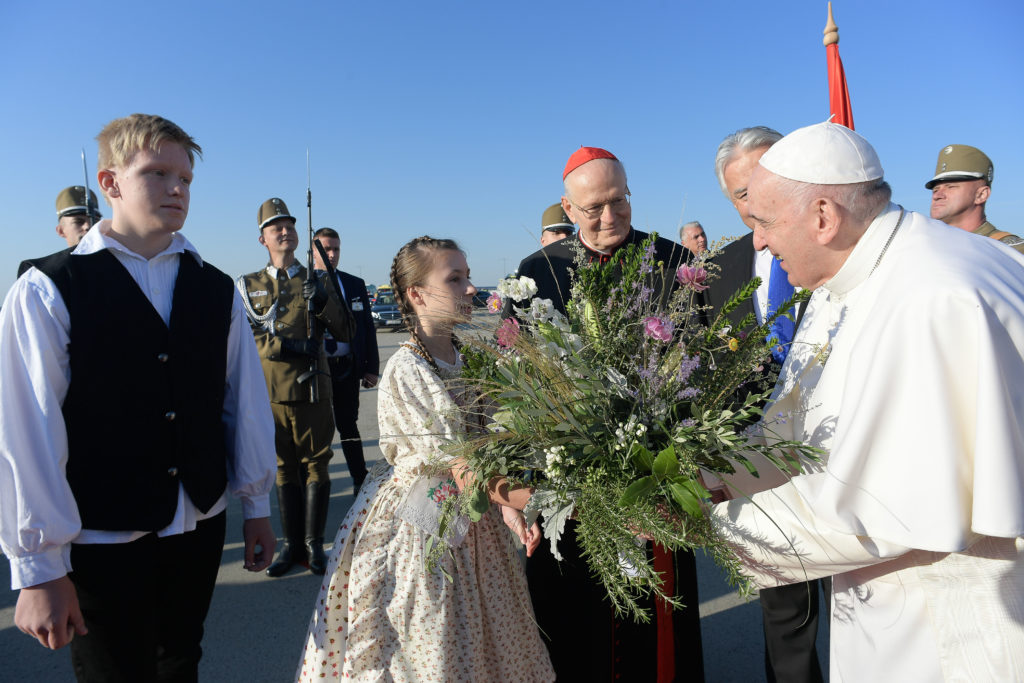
[266, 483, 307, 578]
[305, 481, 331, 575]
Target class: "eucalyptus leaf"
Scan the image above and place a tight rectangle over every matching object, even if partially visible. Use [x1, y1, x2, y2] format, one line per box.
[466, 487, 490, 522]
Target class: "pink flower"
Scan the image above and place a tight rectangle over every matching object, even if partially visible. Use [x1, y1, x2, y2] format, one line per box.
[643, 316, 674, 342]
[485, 291, 503, 314]
[675, 264, 709, 292]
[496, 317, 521, 348]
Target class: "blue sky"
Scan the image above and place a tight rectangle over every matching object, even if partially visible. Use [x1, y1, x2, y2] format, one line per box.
[1, 0, 1021, 295]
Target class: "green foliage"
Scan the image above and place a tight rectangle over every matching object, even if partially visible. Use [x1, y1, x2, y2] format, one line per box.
[434, 235, 821, 621]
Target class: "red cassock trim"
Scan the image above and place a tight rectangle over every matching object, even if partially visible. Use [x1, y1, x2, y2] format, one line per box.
[654, 543, 676, 683]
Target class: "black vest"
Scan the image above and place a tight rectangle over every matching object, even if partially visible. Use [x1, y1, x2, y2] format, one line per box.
[38, 249, 234, 531]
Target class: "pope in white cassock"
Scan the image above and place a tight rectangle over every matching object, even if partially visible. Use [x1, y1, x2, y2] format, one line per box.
[710, 122, 1024, 682]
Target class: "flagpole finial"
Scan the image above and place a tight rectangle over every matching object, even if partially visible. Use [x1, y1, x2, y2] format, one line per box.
[823, 2, 839, 46]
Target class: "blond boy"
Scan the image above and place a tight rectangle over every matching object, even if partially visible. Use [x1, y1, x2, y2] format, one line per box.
[0, 114, 277, 681]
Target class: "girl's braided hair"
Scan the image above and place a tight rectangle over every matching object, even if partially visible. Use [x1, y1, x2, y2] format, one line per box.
[389, 235, 464, 327]
[390, 236, 472, 414]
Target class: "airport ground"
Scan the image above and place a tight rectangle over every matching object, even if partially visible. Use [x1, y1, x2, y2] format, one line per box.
[0, 314, 828, 681]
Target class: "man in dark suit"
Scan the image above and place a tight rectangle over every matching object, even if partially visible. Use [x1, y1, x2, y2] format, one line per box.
[708, 126, 825, 683]
[313, 228, 379, 495]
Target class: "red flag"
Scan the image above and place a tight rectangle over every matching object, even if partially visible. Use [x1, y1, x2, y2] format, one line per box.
[824, 2, 854, 130]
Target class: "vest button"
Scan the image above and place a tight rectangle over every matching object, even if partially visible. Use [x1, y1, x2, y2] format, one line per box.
[167, 467, 179, 477]
[278, 306, 287, 313]
[157, 353, 169, 363]
[164, 411, 176, 421]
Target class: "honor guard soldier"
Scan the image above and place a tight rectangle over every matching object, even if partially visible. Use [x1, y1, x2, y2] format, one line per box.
[16, 187, 104, 278]
[927, 144, 1024, 253]
[539, 202, 575, 246]
[238, 198, 355, 577]
[55, 186, 102, 247]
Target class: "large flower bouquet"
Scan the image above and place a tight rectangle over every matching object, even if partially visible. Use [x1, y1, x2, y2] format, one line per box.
[441, 235, 816, 621]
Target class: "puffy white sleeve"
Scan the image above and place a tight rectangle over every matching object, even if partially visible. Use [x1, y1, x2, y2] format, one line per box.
[221, 289, 277, 519]
[377, 349, 461, 470]
[713, 279, 1024, 586]
[711, 478, 911, 587]
[0, 270, 79, 589]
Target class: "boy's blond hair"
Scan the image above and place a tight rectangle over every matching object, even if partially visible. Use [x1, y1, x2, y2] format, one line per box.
[96, 113, 202, 176]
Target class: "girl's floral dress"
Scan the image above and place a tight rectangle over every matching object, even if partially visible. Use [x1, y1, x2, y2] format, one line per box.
[296, 344, 554, 682]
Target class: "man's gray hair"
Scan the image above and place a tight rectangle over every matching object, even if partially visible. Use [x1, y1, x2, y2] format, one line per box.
[776, 176, 893, 225]
[679, 220, 703, 241]
[714, 126, 783, 197]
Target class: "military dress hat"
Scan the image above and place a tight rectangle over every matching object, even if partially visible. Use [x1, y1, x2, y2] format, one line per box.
[925, 145, 993, 189]
[542, 203, 574, 233]
[258, 197, 295, 230]
[56, 186, 102, 219]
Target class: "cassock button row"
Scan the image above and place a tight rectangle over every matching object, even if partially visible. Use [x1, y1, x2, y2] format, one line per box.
[157, 353, 169, 363]
[164, 411, 176, 421]
[167, 467, 179, 477]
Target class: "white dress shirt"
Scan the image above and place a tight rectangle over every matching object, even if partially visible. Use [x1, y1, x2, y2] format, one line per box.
[327, 272, 351, 358]
[752, 244, 774, 323]
[0, 221, 276, 589]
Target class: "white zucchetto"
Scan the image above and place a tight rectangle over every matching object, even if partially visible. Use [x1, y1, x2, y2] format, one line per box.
[759, 121, 884, 185]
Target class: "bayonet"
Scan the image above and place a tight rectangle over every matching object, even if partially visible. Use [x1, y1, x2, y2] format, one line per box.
[81, 148, 95, 228]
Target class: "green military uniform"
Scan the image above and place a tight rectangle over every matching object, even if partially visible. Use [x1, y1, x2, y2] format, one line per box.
[238, 261, 353, 482]
[974, 221, 1024, 255]
[239, 197, 355, 577]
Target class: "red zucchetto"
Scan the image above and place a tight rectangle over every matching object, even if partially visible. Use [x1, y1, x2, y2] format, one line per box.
[563, 147, 618, 180]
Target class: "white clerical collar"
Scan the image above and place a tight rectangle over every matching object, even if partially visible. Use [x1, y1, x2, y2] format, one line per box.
[577, 230, 613, 255]
[266, 262, 302, 279]
[74, 218, 203, 266]
[824, 202, 902, 298]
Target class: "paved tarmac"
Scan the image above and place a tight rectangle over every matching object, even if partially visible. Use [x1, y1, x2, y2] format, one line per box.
[0, 316, 828, 681]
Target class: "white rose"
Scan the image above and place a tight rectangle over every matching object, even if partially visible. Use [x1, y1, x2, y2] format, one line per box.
[518, 276, 539, 299]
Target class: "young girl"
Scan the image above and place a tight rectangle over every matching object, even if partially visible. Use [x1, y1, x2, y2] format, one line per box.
[296, 236, 553, 682]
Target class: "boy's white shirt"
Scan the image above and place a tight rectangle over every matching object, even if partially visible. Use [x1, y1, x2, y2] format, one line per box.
[0, 220, 276, 589]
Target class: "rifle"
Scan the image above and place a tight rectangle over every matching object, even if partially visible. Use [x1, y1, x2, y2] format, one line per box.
[300, 149, 320, 403]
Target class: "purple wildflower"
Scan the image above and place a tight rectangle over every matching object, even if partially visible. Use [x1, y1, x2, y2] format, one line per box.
[676, 354, 701, 384]
[676, 387, 700, 400]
